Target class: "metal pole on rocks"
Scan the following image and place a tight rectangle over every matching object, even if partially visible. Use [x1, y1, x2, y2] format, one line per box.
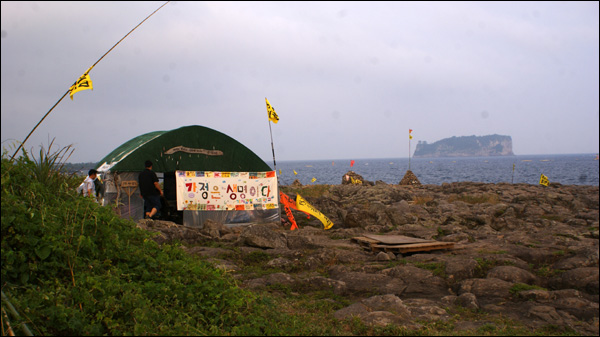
[512, 163, 515, 184]
[265, 98, 282, 225]
[408, 129, 413, 171]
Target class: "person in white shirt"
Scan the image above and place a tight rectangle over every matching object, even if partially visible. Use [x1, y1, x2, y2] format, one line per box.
[78, 169, 98, 198]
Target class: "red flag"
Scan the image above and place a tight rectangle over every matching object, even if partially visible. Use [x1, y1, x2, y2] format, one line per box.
[350, 160, 355, 167]
[409, 129, 413, 133]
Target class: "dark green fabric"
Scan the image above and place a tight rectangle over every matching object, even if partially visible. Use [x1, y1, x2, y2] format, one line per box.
[98, 125, 271, 173]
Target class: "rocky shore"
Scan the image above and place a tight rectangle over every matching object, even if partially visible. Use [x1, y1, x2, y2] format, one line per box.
[137, 177, 599, 335]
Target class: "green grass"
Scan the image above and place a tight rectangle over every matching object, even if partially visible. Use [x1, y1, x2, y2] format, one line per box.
[0, 144, 289, 335]
[509, 283, 547, 295]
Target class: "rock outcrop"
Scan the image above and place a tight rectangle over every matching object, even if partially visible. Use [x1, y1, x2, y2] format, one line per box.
[138, 181, 598, 335]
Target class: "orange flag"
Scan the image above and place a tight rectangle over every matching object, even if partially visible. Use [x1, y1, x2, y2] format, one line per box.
[280, 192, 299, 230]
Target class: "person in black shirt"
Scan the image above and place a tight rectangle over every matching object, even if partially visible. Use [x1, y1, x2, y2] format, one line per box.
[139, 160, 163, 219]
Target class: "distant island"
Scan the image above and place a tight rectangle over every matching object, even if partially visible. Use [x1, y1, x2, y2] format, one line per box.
[413, 134, 514, 158]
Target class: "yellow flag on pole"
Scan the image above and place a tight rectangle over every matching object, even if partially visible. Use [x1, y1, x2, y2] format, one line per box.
[69, 67, 94, 100]
[265, 98, 279, 123]
[296, 194, 334, 230]
[539, 174, 549, 186]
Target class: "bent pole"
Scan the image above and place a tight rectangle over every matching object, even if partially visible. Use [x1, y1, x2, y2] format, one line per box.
[10, 1, 170, 162]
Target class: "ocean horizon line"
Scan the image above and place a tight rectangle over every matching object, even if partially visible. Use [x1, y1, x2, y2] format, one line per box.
[273, 153, 599, 164]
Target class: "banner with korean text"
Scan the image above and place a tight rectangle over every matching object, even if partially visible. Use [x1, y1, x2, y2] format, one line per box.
[176, 171, 278, 211]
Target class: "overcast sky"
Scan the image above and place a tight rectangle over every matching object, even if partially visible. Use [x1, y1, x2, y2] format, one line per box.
[2, 1, 599, 164]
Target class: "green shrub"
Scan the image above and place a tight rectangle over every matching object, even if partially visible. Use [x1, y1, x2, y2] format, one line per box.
[1, 147, 271, 335]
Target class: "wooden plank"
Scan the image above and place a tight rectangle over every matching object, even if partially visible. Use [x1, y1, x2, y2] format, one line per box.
[352, 235, 454, 254]
[361, 234, 435, 245]
[371, 242, 454, 253]
[351, 236, 380, 245]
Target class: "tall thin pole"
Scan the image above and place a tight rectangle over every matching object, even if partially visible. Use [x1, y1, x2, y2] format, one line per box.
[408, 134, 411, 171]
[267, 119, 282, 224]
[9, 1, 170, 162]
[511, 163, 515, 184]
[268, 120, 277, 173]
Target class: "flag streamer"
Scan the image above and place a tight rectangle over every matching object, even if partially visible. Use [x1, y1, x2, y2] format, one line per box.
[296, 194, 334, 230]
[265, 98, 279, 124]
[280, 192, 300, 230]
[69, 67, 94, 100]
[539, 173, 549, 186]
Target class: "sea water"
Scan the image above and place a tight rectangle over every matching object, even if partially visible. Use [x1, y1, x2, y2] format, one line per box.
[273, 154, 599, 186]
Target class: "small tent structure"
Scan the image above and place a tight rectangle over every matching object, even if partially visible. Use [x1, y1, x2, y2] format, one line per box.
[97, 125, 276, 226]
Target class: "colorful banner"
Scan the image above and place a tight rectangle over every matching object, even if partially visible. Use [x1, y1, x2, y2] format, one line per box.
[175, 171, 278, 211]
[296, 194, 334, 230]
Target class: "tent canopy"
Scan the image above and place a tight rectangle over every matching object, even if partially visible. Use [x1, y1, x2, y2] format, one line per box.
[97, 125, 271, 173]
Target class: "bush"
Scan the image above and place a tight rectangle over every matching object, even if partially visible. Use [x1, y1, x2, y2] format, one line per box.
[1, 146, 271, 335]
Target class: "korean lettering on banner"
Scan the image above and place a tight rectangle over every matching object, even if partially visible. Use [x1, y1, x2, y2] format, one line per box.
[175, 171, 278, 211]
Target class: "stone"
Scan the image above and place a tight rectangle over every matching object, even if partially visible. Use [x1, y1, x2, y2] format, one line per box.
[487, 265, 537, 285]
[239, 224, 288, 249]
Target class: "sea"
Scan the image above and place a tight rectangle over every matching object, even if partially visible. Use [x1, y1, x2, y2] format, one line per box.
[273, 154, 599, 187]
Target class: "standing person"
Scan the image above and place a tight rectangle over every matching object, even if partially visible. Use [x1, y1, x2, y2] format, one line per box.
[77, 169, 99, 199]
[138, 160, 163, 219]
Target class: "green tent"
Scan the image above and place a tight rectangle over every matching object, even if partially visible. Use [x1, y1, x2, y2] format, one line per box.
[97, 125, 271, 173]
[96, 125, 276, 225]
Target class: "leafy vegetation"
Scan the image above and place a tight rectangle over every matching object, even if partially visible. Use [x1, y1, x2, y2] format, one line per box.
[1, 145, 291, 335]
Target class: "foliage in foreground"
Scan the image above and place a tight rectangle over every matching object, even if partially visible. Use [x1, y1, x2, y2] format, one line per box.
[0, 148, 283, 335]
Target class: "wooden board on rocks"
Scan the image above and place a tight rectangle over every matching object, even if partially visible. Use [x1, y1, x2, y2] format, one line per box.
[352, 234, 454, 254]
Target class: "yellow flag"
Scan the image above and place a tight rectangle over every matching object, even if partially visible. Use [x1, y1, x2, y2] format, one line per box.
[539, 174, 549, 186]
[265, 98, 279, 123]
[69, 67, 94, 100]
[351, 177, 362, 185]
[311, 177, 316, 183]
[293, 170, 297, 175]
[296, 194, 334, 230]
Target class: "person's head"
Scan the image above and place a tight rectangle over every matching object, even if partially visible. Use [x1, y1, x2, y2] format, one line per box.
[145, 160, 153, 169]
[88, 169, 98, 179]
